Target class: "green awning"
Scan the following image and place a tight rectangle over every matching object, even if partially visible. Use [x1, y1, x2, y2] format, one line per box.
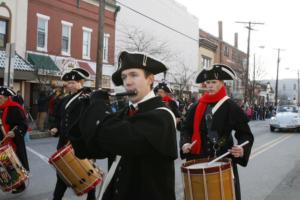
[27, 53, 60, 71]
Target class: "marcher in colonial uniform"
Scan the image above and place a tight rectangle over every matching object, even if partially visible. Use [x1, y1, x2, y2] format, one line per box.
[67, 51, 178, 200]
[154, 82, 182, 129]
[180, 64, 254, 200]
[0, 87, 29, 193]
[50, 68, 96, 200]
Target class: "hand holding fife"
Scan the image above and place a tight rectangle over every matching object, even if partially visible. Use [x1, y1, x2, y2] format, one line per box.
[182, 140, 197, 154]
[7, 131, 15, 138]
[50, 128, 58, 136]
[228, 145, 244, 158]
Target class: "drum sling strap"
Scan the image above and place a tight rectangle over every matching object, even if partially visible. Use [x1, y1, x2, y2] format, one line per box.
[205, 96, 230, 157]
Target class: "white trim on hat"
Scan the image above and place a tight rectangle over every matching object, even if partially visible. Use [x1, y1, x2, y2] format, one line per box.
[7, 88, 16, 96]
[71, 68, 89, 79]
[118, 50, 169, 70]
[221, 67, 236, 79]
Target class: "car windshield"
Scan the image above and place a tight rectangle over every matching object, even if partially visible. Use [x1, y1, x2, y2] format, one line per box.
[277, 106, 298, 113]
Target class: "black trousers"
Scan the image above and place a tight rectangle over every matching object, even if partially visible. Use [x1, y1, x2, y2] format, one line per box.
[53, 174, 96, 200]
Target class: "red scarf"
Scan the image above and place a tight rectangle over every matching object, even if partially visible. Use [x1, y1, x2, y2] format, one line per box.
[162, 95, 173, 102]
[191, 86, 227, 154]
[0, 97, 26, 149]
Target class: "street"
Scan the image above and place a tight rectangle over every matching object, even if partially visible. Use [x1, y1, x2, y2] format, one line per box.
[1, 120, 300, 200]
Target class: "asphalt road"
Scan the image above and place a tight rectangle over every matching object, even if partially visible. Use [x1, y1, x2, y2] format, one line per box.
[1, 120, 300, 200]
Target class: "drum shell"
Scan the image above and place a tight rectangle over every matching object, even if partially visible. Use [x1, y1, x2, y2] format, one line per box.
[181, 158, 235, 200]
[0, 145, 28, 192]
[49, 145, 102, 196]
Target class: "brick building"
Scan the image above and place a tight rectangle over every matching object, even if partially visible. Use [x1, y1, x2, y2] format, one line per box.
[199, 21, 247, 100]
[26, 0, 118, 116]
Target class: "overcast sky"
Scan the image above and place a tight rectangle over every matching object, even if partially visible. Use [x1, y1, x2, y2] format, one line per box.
[175, 0, 299, 80]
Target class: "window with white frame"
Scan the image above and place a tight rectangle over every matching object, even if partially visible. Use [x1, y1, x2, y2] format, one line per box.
[103, 33, 110, 62]
[37, 13, 50, 51]
[82, 27, 92, 59]
[202, 55, 212, 69]
[61, 21, 73, 56]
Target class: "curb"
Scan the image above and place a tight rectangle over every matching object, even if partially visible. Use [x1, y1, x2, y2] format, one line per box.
[29, 130, 51, 139]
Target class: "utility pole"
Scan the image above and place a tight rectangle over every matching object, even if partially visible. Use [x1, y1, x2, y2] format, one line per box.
[274, 48, 284, 107]
[236, 21, 264, 104]
[252, 54, 256, 104]
[95, 0, 105, 89]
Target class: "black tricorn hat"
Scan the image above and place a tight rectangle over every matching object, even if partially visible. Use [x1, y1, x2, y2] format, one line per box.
[62, 68, 90, 81]
[154, 82, 173, 93]
[0, 87, 16, 96]
[112, 51, 168, 86]
[196, 64, 236, 83]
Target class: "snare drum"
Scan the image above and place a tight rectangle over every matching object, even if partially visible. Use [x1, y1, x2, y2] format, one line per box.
[49, 145, 103, 196]
[181, 159, 235, 200]
[0, 145, 28, 192]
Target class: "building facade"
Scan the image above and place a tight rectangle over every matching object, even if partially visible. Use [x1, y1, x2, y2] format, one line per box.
[199, 21, 247, 100]
[0, 0, 34, 107]
[115, 0, 199, 95]
[26, 0, 118, 116]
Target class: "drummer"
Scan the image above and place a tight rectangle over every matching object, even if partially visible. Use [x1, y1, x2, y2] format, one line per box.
[180, 64, 254, 200]
[0, 86, 29, 194]
[154, 82, 182, 129]
[49, 68, 96, 200]
[67, 51, 178, 200]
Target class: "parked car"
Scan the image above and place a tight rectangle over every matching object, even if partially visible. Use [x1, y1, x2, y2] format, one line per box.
[269, 105, 300, 132]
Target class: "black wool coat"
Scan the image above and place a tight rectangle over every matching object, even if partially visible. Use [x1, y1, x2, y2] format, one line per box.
[180, 98, 254, 200]
[69, 96, 178, 200]
[3, 107, 29, 171]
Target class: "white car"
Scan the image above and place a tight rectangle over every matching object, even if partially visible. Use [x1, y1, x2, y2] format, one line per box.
[269, 105, 300, 132]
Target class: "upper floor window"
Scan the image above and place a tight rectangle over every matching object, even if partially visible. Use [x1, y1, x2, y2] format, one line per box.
[202, 55, 212, 69]
[283, 84, 286, 91]
[224, 46, 230, 57]
[61, 21, 73, 56]
[37, 13, 50, 52]
[82, 27, 92, 60]
[103, 33, 110, 62]
[0, 19, 8, 48]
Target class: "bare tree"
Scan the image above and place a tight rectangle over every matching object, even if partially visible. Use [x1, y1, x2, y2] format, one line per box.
[168, 61, 197, 99]
[117, 25, 175, 62]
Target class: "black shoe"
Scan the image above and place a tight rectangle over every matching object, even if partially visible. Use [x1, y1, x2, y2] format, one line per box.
[12, 184, 26, 194]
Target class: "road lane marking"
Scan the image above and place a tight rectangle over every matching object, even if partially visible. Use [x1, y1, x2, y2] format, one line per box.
[26, 146, 49, 163]
[250, 134, 293, 160]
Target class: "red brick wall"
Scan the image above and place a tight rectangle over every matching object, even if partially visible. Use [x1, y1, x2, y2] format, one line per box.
[27, 0, 116, 64]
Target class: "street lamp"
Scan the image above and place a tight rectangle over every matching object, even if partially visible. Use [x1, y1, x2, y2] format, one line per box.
[251, 45, 265, 105]
[266, 82, 271, 105]
[285, 67, 300, 106]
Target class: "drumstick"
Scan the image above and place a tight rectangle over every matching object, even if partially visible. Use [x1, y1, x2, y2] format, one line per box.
[0, 126, 17, 145]
[207, 140, 249, 166]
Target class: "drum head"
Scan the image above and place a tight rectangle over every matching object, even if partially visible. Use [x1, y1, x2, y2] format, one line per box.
[181, 158, 231, 174]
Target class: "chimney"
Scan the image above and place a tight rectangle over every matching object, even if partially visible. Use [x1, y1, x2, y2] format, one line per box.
[218, 21, 223, 40]
[234, 32, 238, 48]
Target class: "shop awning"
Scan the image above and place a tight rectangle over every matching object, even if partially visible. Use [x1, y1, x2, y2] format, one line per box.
[78, 61, 95, 76]
[27, 53, 60, 71]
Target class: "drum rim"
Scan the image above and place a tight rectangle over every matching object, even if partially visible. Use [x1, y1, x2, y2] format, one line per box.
[181, 158, 231, 174]
[49, 144, 73, 163]
[76, 177, 102, 196]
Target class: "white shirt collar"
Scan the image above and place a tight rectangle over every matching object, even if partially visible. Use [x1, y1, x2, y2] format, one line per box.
[129, 91, 155, 109]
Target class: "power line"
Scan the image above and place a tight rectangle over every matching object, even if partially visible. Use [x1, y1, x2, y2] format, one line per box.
[116, 0, 198, 42]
